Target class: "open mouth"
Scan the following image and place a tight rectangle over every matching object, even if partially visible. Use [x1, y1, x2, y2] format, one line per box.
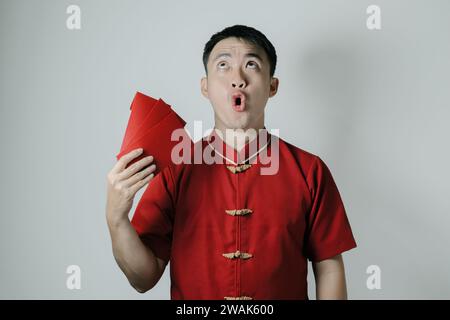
[231, 93, 246, 112]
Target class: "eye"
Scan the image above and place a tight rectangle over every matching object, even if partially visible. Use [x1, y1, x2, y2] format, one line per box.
[217, 61, 228, 69]
[246, 61, 259, 69]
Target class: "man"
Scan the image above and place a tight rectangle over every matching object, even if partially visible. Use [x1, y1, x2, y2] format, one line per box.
[106, 25, 357, 299]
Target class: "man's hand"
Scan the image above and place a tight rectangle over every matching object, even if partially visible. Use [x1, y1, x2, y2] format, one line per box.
[312, 254, 348, 300]
[106, 148, 156, 228]
[105, 148, 165, 293]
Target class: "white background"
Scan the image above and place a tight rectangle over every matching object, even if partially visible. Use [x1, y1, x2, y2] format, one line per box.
[1, 0, 449, 299]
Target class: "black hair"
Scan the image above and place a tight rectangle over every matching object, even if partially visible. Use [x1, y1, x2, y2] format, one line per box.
[202, 25, 277, 77]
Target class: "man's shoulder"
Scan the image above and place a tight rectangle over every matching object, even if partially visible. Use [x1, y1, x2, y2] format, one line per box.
[277, 135, 320, 167]
[161, 139, 203, 182]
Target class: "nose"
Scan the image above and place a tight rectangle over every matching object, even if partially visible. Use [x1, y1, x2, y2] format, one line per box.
[231, 70, 247, 89]
[231, 79, 246, 89]
[232, 81, 246, 89]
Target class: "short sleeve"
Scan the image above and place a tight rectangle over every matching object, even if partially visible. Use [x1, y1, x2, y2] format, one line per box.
[304, 156, 357, 262]
[130, 165, 175, 263]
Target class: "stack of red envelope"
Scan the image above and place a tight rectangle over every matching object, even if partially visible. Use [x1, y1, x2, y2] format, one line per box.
[116, 91, 189, 175]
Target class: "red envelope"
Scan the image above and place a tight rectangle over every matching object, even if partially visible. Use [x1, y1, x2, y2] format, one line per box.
[116, 91, 189, 175]
[119, 92, 158, 151]
[124, 99, 172, 149]
[120, 92, 174, 151]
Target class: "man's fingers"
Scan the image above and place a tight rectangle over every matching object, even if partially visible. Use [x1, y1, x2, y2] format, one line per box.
[118, 155, 154, 181]
[122, 164, 157, 188]
[112, 148, 143, 174]
[129, 173, 155, 195]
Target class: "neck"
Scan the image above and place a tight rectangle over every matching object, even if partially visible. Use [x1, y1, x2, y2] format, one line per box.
[214, 113, 265, 151]
[222, 129, 257, 152]
[213, 119, 266, 152]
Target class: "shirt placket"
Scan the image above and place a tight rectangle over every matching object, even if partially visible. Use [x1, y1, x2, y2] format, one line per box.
[236, 169, 240, 297]
[223, 162, 253, 301]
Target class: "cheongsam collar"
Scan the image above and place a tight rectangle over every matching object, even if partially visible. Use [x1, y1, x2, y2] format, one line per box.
[205, 127, 272, 165]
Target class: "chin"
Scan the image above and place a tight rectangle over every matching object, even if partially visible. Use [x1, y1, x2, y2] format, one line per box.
[215, 108, 253, 130]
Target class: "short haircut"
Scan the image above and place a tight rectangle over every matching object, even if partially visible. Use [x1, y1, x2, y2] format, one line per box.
[202, 25, 277, 77]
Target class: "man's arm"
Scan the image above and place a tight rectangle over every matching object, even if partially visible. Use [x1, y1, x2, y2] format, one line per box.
[107, 218, 167, 293]
[312, 254, 348, 299]
[106, 148, 165, 293]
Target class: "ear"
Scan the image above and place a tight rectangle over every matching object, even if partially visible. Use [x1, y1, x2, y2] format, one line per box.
[200, 76, 209, 98]
[268, 77, 279, 98]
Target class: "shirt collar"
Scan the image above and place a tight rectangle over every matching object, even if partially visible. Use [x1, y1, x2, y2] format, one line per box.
[205, 127, 272, 165]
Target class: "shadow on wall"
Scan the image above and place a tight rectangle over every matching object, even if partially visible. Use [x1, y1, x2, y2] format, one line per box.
[299, 39, 365, 158]
[297, 38, 450, 299]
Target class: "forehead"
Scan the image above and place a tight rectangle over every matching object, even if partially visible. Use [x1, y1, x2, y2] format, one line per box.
[209, 37, 266, 60]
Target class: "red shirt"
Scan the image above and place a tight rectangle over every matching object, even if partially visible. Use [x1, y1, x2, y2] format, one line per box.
[131, 129, 357, 300]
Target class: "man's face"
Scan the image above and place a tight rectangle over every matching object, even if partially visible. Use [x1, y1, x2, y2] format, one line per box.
[201, 37, 279, 131]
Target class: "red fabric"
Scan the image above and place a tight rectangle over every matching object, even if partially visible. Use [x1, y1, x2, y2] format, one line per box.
[131, 130, 357, 300]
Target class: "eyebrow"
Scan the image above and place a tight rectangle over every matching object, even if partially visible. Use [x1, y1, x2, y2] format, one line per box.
[212, 52, 264, 63]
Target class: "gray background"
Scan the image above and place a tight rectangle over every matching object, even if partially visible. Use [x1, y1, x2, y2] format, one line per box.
[1, 0, 449, 299]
